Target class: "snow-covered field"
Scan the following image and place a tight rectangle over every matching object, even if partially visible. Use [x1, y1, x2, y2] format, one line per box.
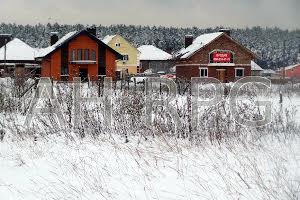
[0, 78, 300, 200]
[1, 135, 300, 200]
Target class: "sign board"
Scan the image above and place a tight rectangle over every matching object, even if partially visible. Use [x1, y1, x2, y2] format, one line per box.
[212, 51, 232, 63]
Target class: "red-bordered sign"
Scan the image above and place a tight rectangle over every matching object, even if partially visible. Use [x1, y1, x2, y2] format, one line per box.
[212, 51, 232, 63]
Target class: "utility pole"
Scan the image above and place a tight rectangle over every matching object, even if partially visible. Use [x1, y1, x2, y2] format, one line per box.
[279, 40, 286, 105]
[4, 38, 7, 74]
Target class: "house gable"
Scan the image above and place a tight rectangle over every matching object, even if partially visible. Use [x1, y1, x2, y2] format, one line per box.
[38, 30, 122, 60]
[188, 34, 256, 65]
[103, 34, 140, 74]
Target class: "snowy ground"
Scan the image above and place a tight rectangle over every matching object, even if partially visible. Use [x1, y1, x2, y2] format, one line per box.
[0, 78, 300, 199]
[0, 135, 300, 200]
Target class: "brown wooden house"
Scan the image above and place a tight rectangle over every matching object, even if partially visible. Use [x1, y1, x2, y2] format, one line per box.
[36, 28, 122, 81]
[175, 30, 256, 82]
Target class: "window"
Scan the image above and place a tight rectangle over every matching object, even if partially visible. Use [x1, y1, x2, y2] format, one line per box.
[71, 50, 76, 61]
[77, 49, 82, 60]
[123, 54, 129, 61]
[91, 50, 96, 61]
[235, 68, 244, 78]
[199, 68, 208, 77]
[84, 49, 89, 60]
[61, 65, 68, 75]
[115, 43, 121, 47]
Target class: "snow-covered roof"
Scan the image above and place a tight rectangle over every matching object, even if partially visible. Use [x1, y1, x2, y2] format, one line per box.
[262, 69, 276, 74]
[251, 61, 263, 71]
[138, 45, 172, 61]
[36, 31, 77, 58]
[102, 35, 116, 44]
[0, 38, 38, 61]
[176, 32, 224, 59]
[285, 63, 300, 70]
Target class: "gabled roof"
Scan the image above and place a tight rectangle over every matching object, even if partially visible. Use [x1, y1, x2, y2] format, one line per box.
[102, 35, 116, 44]
[285, 63, 300, 70]
[36, 31, 77, 58]
[138, 45, 172, 61]
[0, 38, 38, 61]
[36, 30, 122, 59]
[101, 34, 140, 54]
[176, 32, 223, 59]
[262, 69, 276, 74]
[176, 32, 256, 59]
[251, 61, 263, 71]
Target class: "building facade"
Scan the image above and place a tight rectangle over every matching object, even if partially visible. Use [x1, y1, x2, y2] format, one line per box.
[284, 63, 300, 80]
[37, 29, 122, 81]
[138, 45, 174, 73]
[251, 61, 263, 76]
[102, 35, 140, 75]
[0, 36, 40, 77]
[175, 31, 256, 82]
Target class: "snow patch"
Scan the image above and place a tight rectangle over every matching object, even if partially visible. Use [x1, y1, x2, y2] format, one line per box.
[0, 38, 38, 61]
[138, 45, 172, 61]
[101, 35, 116, 44]
[176, 32, 223, 59]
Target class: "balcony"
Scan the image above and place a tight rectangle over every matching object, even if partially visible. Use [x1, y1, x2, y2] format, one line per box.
[70, 60, 97, 65]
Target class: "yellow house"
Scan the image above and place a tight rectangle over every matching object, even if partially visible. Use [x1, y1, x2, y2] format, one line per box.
[102, 34, 140, 75]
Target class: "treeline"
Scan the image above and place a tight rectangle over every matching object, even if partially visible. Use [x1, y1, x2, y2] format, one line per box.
[0, 22, 299, 69]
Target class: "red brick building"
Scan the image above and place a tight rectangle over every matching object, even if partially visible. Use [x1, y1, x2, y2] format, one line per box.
[284, 63, 300, 80]
[37, 28, 122, 81]
[175, 30, 256, 82]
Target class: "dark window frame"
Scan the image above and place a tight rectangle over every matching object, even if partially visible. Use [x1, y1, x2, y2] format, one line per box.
[235, 68, 244, 77]
[77, 49, 82, 60]
[199, 67, 208, 77]
[84, 49, 90, 60]
[91, 50, 96, 61]
[71, 49, 76, 61]
[123, 54, 129, 61]
[61, 65, 69, 75]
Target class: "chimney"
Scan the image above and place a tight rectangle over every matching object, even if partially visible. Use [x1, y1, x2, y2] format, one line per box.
[0, 34, 12, 48]
[87, 27, 96, 36]
[219, 29, 231, 37]
[50, 32, 59, 45]
[166, 47, 173, 54]
[185, 35, 193, 48]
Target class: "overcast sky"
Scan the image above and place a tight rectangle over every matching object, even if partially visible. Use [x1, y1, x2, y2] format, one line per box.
[0, 0, 299, 29]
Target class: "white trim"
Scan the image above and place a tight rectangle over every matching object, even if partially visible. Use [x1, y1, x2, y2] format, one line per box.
[176, 63, 251, 67]
[216, 69, 226, 71]
[117, 64, 139, 67]
[208, 63, 235, 67]
[199, 67, 208, 77]
[176, 64, 203, 67]
[70, 60, 97, 64]
[235, 67, 245, 78]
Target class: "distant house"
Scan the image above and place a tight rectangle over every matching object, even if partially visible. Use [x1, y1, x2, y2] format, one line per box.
[251, 61, 263, 76]
[261, 69, 278, 78]
[284, 63, 300, 80]
[175, 30, 256, 82]
[0, 36, 40, 77]
[137, 45, 174, 73]
[102, 34, 140, 76]
[36, 28, 122, 81]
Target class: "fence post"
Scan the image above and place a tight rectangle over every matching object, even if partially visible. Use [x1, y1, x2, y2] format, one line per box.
[98, 80, 101, 97]
[134, 77, 136, 92]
